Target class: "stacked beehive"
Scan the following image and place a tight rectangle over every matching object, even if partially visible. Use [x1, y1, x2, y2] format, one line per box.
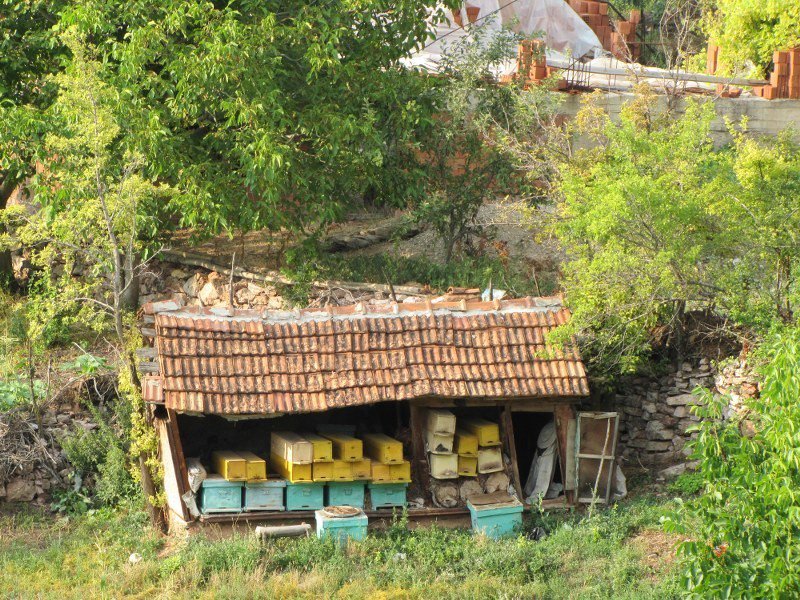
[462, 419, 503, 474]
[202, 450, 274, 513]
[425, 409, 459, 479]
[363, 433, 411, 509]
[425, 410, 504, 479]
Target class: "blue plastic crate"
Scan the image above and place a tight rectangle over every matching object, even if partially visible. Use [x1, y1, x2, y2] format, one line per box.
[244, 479, 286, 511]
[326, 482, 365, 508]
[367, 483, 407, 509]
[467, 499, 524, 539]
[285, 481, 325, 511]
[200, 475, 243, 513]
[315, 509, 368, 544]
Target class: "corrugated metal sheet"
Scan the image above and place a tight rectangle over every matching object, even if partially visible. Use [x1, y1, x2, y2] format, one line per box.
[147, 297, 589, 415]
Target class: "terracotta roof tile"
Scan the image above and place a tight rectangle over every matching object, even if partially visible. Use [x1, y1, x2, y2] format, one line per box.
[147, 296, 588, 414]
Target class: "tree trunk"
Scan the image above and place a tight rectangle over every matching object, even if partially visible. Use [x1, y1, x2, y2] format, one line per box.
[138, 452, 166, 533]
[0, 174, 20, 288]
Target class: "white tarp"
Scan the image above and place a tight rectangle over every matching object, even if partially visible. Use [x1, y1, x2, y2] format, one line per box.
[405, 1, 602, 76]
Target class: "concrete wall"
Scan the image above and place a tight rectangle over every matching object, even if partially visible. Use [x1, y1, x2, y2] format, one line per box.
[560, 91, 800, 146]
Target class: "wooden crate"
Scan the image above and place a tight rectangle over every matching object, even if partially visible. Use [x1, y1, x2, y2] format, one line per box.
[454, 429, 478, 457]
[285, 482, 324, 511]
[211, 450, 247, 481]
[236, 451, 267, 481]
[428, 452, 458, 479]
[368, 483, 408, 509]
[270, 452, 313, 483]
[271, 431, 313, 464]
[371, 462, 393, 483]
[467, 497, 523, 538]
[458, 455, 478, 477]
[301, 432, 334, 462]
[390, 460, 411, 483]
[200, 475, 243, 513]
[322, 433, 363, 461]
[477, 447, 503, 473]
[315, 509, 368, 543]
[312, 461, 334, 482]
[243, 480, 285, 511]
[362, 433, 404, 464]
[462, 418, 501, 446]
[426, 409, 456, 435]
[425, 429, 454, 454]
[325, 481, 366, 508]
[351, 458, 372, 480]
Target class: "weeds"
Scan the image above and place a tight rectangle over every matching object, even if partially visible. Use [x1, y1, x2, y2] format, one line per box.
[0, 495, 681, 599]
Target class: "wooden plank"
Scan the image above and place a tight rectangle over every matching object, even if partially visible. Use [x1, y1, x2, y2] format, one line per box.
[165, 410, 191, 521]
[500, 404, 524, 500]
[554, 404, 575, 501]
[157, 419, 190, 522]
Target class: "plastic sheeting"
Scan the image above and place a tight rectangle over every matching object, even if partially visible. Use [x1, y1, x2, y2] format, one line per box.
[523, 421, 558, 502]
[404, 1, 602, 76]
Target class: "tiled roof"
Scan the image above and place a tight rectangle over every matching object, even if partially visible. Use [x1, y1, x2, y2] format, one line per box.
[144, 296, 589, 415]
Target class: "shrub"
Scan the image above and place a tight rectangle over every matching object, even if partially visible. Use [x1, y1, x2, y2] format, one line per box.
[663, 330, 800, 597]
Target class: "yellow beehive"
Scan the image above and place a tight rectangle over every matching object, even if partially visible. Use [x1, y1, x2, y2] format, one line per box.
[331, 460, 353, 481]
[301, 432, 334, 462]
[270, 431, 313, 464]
[428, 453, 458, 480]
[477, 447, 503, 473]
[362, 433, 404, 464]
[351, 458, 372, 480]
[322, 433, 363, 461]
[462, 418, 501, 447]
[371, 461, 393, 483]
[426, 409, 456, 435]
[454, 429, 478, 457]
[426, 429, 454, 454]
[236, 450, 267, 481]
[390, 460, 411, 482]
[270, 452, 313, 483]
[211, 451, 247, 481]
[458, 455, 478, 477]
[312, 461, 334, 482]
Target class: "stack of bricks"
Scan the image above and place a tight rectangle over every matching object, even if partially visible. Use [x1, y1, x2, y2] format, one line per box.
[711, 45, 800, 99]
[566, 1, 641, 61]
[514, 39, 568, 89]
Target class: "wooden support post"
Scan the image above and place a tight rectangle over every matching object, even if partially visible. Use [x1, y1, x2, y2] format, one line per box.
[166, 409, 191, 516]
[408, 403, 431, 501]
[554, 404, 577, 505]
[501, 404, 524, 501]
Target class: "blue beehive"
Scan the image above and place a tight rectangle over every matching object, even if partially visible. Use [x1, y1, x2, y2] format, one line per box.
[200, 475, 243, 513]
[367, 483, 408, 509]
[285, 481, 325, 511]
[315, 509, 368, 544]
[244, 479, 286, 511]
[326, 482, 365, 508]
[467, 497, 524, 539]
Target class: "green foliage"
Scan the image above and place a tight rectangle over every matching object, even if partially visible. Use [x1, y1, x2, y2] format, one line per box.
[411, 23, 561, 262]
[0, 495, 680, 598]
[663, 330, 800, 597]
[50, 487, 94, 517]
[667, 471, 704, 496]
[280, 249, 549, 307]
[553, 89, 800, 377]
[704, 0, 800, 75]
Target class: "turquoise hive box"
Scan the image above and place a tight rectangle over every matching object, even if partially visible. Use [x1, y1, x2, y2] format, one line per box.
[200, 475, 243, 513]
[467, 495, 524, 539]
[315, 508, 368, 544]
[285, 481, 325, 511]
[326, 482, 365, 508]
[244, 480, 286, 511]
[367, 483, 407, 509]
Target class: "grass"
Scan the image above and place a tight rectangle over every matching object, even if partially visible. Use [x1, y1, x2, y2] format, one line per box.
[0, 494, 683, 599]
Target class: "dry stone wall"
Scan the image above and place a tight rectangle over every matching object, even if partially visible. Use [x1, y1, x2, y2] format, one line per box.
[614, 355, 757, 475]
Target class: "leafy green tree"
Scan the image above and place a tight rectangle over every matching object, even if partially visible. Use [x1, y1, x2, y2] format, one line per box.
[664, 330, 800, 597]
[704, 0, 800, 75]
[412, 25, 562, 263]
[551, 90, 800, 376]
